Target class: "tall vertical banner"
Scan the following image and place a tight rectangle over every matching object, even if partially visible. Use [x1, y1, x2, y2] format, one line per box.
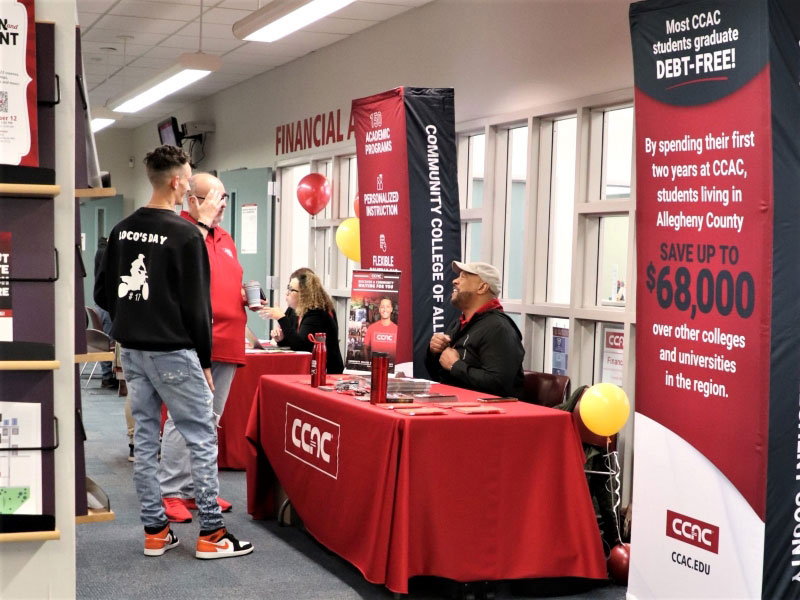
[629, 1, 800, 598]
[0, 0, 38, 166]
[352, 88, 460, 376]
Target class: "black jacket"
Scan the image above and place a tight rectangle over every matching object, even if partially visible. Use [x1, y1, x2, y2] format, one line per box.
[425, 308, 525, 398]
[94, 208, 213, 368]
[278, 308, 344, 374]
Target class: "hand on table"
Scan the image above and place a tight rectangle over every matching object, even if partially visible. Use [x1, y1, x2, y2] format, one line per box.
[271, 326, 284, 342]
[429, 332, 451, 354]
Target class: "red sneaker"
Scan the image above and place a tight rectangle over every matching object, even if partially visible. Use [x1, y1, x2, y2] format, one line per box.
[144, 524, 179, 557]
[163, 497, 192, 523]
[184, 496, 232, 512]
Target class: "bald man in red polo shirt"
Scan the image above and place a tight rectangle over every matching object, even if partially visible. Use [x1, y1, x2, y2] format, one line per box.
[158, 172, 248, 523]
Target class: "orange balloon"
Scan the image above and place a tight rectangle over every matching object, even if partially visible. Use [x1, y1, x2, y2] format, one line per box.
[353, 194, 360, 218]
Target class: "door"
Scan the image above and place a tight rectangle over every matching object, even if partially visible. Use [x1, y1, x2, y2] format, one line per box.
[218, 167, 274, 339]
[79, 194, 124, 307]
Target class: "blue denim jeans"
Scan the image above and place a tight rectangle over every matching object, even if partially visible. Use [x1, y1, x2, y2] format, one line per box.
[120, 347, 224, 531]
[95, 305, 114, 378]
[158, 361, 237, 499]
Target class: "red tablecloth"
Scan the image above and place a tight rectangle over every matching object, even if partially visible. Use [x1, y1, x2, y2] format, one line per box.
[245, 375, 607, 593]
[217, 351, 310, 469]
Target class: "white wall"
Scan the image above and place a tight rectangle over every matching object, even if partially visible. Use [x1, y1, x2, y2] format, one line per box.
[97, 0, 634, 209]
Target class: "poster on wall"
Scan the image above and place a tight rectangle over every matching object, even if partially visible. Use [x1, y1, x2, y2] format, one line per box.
[352, 87, 461, 377]
[629, 1, 800, 598]
[345, 269, 400, 372]
[240, 204, 257, 254]
[0, 401, 42, 515]
[0, 232, 11, 341]
[552, 327, 568, 375]
[0, 0, 38, 167]
[600, 327, 623, 386]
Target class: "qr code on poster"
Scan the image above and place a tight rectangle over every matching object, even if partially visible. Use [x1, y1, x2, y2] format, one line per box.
[0, 91, 7, 113]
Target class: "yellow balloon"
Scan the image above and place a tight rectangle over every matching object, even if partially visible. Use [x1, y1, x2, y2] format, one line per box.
[335, 217, 361, 262]
[578, 383, 630, 437]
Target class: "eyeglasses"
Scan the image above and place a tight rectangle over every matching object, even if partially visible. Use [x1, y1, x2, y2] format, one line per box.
[195, 193, 229, 201]
[286, 286, 299, 293]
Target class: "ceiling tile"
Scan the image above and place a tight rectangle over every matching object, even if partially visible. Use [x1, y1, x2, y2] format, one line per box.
[110, 1, 198, 21]
[157, 34, 242, 53]
[180, 20, 240, 39]
[203, 7, 252, 25]
[302, 16, 375, 35]
[81, 28, 171, 47]
[92, 14, 187, 36]
[336, 2, 411, 21]
[80, 0, 118, 12]
[218, 0, 261, 9]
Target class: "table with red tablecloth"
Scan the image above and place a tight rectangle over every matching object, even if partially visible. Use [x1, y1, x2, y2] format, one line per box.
[216, 350, 310, 469]
[245, 375, 607, 593]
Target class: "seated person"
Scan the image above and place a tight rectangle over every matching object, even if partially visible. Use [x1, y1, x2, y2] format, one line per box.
[260, 272, 344, 373]
[364, 297, 398, 362]
[426, 261, 524, 398]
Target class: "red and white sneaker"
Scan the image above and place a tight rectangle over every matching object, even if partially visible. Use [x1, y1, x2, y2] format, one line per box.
[163, 497, 192, 523]
[185, 496, 232, 512]
[144, 525, 179, 557]
[195, 527, 253, 560]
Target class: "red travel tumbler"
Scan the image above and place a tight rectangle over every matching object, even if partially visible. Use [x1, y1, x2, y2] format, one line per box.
[370, 352, 389, 404]
[308, 333, 327, 387]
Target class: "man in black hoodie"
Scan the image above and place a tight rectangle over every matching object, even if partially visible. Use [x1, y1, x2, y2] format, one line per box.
[95, 145, 253, 560]
[426, 261, 525, 398]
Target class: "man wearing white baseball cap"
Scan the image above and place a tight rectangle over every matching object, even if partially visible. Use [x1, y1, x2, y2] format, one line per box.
[426, 261, 525, 398]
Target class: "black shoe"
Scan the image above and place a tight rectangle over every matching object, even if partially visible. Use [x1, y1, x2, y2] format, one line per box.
[101, 377, 119, 389]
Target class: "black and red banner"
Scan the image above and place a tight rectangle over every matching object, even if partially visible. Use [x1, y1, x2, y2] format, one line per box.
[351, 88, 460, 376]
[629, 1, 800, 598]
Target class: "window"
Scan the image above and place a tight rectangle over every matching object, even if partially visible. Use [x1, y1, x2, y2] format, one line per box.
[546, 117, 576, 304]
[503, 126, 527, 300]
[602, 107, 633, 200]
[462, 222, 482, 263]
[596, 215, 629, 306]
[466, 133, 485, 209]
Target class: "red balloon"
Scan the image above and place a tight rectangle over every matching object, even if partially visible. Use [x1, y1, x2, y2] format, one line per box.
[296, 173, 331, 216]
[353, 193, 360, 217]
[607, 543, 630, 584]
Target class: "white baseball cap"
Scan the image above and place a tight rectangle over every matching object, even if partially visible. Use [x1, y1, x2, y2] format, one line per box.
[452, 261, 501, 295]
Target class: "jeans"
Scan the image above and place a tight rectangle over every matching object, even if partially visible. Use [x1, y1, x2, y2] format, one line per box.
[95, 305, 114, 379]
[158, 361, 237, 499]
[121, 347, 223, 531]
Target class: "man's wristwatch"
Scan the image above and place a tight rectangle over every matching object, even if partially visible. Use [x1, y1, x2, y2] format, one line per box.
[196, 220, 212, 231]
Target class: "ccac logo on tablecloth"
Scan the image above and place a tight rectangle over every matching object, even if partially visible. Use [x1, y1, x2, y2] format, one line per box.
[284, 403, 340, 479]
[666, 510, 720, 554]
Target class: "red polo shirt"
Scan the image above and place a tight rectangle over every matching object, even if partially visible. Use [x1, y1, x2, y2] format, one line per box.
[181, 211, 246, 365]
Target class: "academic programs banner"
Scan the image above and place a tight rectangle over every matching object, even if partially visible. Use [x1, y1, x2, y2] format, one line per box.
[352, 88, 460, 377]
[0, 0, 38, 166]
[629, 1, 800, 598]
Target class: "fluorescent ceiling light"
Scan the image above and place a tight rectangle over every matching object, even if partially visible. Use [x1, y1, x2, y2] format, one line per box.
[90, 107, 117, 133]
[233, 0, 356, 43]
[109, 52, 221, 114]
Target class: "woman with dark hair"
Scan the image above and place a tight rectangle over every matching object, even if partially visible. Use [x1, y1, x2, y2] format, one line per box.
[260, 272, 344, 374]
[268, 267, 314, 341]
